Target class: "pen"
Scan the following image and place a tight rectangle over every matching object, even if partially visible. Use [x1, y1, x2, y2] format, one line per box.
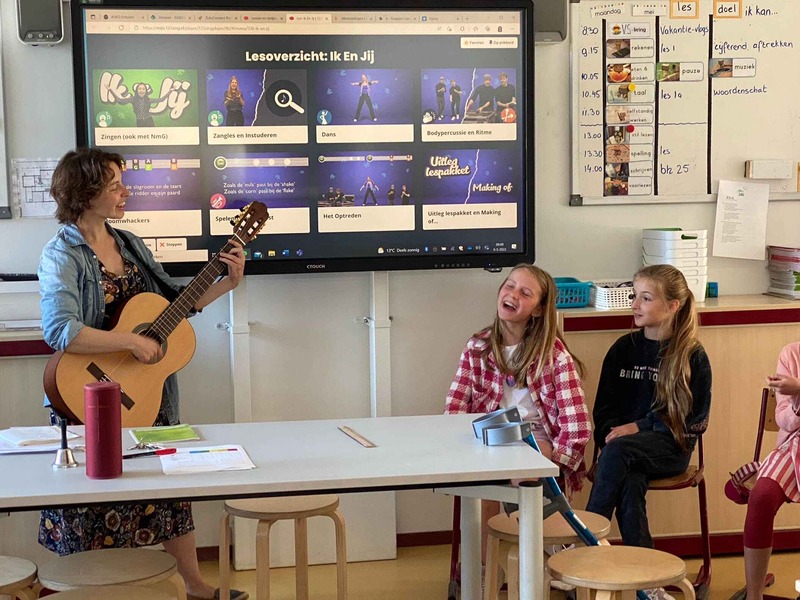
[122, 448, 177, 460]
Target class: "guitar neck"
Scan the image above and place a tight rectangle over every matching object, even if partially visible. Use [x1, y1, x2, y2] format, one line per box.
[148, 240, 235, 341]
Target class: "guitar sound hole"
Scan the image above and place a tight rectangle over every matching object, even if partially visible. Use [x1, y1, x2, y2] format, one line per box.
[132, 323, 168, 360]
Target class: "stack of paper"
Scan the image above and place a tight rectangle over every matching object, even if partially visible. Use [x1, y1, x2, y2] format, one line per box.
[766, 246, 800, 300]
[129, 424, 200, 445]
[0, 425, 81, 447]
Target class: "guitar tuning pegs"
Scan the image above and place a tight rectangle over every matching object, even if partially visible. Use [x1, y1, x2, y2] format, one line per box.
[229, 218, 236, 226]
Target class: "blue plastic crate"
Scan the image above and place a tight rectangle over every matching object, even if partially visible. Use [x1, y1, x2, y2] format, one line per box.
[554, 277, 591, 309]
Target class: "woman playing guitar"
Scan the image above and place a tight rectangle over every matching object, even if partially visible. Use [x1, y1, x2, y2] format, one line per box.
[38, 147, 249, 600]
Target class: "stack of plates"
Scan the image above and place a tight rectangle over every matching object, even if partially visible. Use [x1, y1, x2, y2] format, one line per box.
[642, 229, 708, 301]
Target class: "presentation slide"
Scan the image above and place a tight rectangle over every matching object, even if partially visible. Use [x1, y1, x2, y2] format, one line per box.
[78, 6, 529, 269]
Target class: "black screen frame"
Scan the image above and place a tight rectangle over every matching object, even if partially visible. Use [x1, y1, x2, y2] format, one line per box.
[71, 0, 535, 277]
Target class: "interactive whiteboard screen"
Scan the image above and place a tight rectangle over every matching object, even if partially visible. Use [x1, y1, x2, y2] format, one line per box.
[71, 0, 534, 275]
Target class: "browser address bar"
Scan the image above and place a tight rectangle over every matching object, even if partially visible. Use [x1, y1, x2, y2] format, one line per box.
[87, 22, 273, 34]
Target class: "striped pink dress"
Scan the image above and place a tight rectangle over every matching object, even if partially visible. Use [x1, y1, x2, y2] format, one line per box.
[757, 342, 800, 502]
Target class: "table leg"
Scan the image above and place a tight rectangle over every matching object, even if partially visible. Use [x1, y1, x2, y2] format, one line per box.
[460, 495, 482, 600]
[518, 480, 544, 600]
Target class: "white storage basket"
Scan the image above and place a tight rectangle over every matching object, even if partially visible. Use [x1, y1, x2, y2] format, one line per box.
[590, 279, 634, 310]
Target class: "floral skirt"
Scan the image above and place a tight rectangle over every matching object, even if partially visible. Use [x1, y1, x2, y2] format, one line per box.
[39, 407, 194, 555]
[39, 501, 194, 555]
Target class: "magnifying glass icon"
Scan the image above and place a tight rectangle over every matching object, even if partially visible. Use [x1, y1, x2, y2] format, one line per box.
[274, 89, 304, 114]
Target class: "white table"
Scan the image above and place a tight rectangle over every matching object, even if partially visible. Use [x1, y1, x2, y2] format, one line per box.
[0, 414, 557, 600]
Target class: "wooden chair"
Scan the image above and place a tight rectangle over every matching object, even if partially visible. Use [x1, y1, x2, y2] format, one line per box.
[589, 433, 711, 596]
[0, 556, 38, 600]
[37, 548, 186, 599]
[484, 509, 612, 600]
[728, 387, 785, 600]
[219, 495, 347, 600]
[547, 545, 695, 600]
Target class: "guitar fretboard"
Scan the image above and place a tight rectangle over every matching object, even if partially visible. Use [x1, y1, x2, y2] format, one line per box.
[146, 241, 234, 342]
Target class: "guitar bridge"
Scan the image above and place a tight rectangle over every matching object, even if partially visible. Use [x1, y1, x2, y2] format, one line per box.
[86, 363, 135, 410]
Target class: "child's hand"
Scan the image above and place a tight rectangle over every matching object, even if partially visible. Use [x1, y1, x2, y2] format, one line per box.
[766, 374, 800, 396]
[605, 422, 639, 443]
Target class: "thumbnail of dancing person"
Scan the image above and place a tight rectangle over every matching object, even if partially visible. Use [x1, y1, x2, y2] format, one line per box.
[449, 79, 463, 121]
[387, 184, 396, 206]
[322, 186, 336, 207]
[736, 342, 800, 600]
[37, 148, 249, 600]
[493, 72, 516, 122]
[465, 74, 495, 115]
[400, 184, 411, 205]
[435, 76, 447, 120]
[223, 75, 245, 126]
[351, 74, 379, 122]
[107, 82, 170, 127]
[334, 188, 346, 206]
[360, 176, 379, 206]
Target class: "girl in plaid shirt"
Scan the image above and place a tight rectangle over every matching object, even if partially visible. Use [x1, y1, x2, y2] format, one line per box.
[445, 264, 591, 557]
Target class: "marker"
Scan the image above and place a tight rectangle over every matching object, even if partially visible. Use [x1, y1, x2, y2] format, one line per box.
[123, 448, 177, 460]
[188, 448, 238, 454]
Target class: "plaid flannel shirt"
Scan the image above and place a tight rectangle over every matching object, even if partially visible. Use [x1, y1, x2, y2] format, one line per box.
[444, 334, 591, 495]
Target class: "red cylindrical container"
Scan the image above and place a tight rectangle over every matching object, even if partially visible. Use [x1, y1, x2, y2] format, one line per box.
[84, 381, 122, 479]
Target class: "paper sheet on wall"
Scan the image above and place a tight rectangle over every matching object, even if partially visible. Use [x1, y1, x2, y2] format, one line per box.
[11, 158, 58, 218]
[712, 180, 769, 260]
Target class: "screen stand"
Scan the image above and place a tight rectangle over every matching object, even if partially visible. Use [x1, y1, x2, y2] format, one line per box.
[229, 279, 252, 423]
[368, 271, 392, 418]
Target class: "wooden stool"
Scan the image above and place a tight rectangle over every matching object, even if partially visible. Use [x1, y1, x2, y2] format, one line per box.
[485, 510, 612, 600]
[47, 585, 175, 599]
[0, 556, 38, 600]
[38, 548, 186, 600]
[220, 495, 347, 600]
[547, 545, 696, 600]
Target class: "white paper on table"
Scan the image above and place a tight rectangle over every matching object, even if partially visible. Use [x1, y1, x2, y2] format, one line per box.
[0, 425, 82, 447]
[713, 180, 769, 260]
[159, 445, 256, 475]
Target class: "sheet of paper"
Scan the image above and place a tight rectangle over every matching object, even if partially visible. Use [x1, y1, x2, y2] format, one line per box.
[159, 445, 255, 475]
[11, 158, 58, 218]
[0, 439, 83, 455]
[0, 425, 82, 447]
[713, 180, 769, 260]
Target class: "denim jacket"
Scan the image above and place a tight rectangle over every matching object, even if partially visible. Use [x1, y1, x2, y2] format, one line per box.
[39, 223, 184, 424]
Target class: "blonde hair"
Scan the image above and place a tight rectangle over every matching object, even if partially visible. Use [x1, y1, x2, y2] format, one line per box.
[479, 264, 585, 387]
[225, 76, 241, 100]
[635, 264, 700, 450]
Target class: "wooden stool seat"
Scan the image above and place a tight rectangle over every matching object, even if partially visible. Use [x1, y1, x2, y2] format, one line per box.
[0, 556, 37, 600]
[220, 494, 347, 600]
[225, 494, 340, 520]
[488, 510, 613, 546]
[485, 511, 613, 600]
[47, 585, 175, 599]
[547, 546, 695, 599]
[38, 548, 186, 599]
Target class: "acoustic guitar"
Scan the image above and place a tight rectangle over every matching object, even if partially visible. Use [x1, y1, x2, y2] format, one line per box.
[43, 201, 269, 427]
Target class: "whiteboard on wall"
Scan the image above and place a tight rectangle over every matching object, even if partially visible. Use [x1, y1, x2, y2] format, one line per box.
[570, 0, 800, 205]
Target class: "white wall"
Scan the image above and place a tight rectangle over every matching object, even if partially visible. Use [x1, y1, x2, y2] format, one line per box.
[2, 1, 800, 562]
